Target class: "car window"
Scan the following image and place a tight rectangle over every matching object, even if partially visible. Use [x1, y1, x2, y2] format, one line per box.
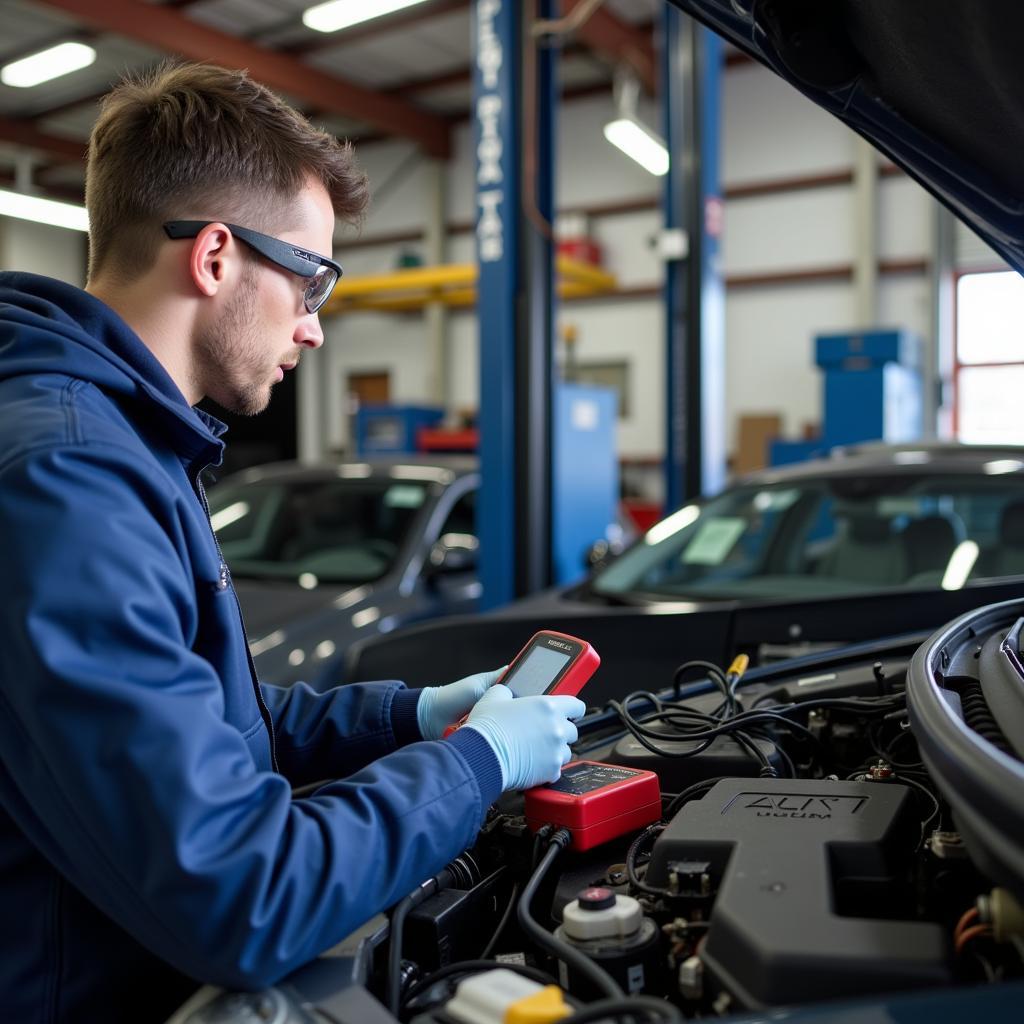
[592, 475, 1024, 601]
[436, 488, 478, 543]
[207, 477, 429, 583]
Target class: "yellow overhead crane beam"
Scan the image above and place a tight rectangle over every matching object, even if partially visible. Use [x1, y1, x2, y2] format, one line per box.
[321, 256, 616, 315]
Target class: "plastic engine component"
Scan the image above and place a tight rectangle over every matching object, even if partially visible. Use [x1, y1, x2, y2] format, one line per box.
[607, 731, 782, 791]
[554, 888, 662, 998]
[645, 778, 950, 1009]
[443, 969, 569, 1024]
[561, 887, 643, 941]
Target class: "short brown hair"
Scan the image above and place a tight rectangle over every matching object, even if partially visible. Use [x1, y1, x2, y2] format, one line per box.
[85, 61, 369, 281]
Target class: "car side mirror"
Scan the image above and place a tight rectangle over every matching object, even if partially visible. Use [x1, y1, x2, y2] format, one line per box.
[587, 535, 632, 571]
[427, 533, 479, 575]
[584, 539, 614, 572]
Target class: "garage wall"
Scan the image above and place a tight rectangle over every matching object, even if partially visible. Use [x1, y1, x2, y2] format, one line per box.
[1, 59, 1004, 469]
[0, 217, 87, 287]
[323, 59, 949, 463]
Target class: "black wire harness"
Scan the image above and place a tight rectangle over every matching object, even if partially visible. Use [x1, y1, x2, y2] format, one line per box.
[517, 827, 623, 1000]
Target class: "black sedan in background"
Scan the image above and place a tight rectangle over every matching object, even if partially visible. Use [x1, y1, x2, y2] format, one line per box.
[208, 456, 480, 688]
[345, 443, 1024, 703]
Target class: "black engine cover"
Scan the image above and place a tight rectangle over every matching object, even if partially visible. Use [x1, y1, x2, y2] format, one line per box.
[646, 778, 949, 1009]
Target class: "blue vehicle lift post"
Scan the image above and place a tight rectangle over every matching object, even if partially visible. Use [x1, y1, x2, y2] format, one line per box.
[473, 0, 558, 608]
[662, 6, 726, 508]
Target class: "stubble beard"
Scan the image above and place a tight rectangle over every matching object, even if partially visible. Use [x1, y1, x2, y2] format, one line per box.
[194, 268, 273, 417]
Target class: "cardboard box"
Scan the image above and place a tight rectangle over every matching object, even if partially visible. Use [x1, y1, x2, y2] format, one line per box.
[734, 413, 783, 475]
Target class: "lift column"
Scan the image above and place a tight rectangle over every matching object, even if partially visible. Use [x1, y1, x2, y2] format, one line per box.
[473, 0, 557, 608]
[662, 6, 726, 508]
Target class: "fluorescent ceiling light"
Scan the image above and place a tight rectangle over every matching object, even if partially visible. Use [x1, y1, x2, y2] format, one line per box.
[603, 117, 670, 177]
[1, 42, 96, 88]
[0, 189, 88, 232]
[303, 0, 430, 33]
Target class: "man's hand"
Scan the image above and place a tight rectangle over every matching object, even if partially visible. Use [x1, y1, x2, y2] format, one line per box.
[416, 667, 507, 740]
[461, 684, 586, 791]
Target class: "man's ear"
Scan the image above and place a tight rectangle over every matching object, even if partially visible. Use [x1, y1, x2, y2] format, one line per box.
[188, 223, 233, 298]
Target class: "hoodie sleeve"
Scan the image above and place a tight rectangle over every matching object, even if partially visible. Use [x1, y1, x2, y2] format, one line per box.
[259, 679, 426, 786]
[0, 442, 502, 990]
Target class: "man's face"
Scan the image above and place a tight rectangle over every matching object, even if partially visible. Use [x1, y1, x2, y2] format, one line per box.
[195, 180, 335, 416]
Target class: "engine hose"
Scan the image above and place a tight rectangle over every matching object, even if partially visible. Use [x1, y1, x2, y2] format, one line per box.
[517, 829, 623, 1000]
[959, 681, 1013, 754]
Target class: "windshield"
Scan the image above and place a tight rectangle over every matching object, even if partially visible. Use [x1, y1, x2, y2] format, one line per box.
[207, 476, 429, 583]
[593, 475, 1024, 601]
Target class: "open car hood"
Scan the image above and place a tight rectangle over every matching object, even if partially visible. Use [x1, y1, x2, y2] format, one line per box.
[671, 0, 1024, 273]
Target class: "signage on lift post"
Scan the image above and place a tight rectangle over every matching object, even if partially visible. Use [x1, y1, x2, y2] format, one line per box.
[475, 0, 504, 262]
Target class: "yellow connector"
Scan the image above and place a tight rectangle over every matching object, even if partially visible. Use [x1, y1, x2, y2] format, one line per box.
[727, 654, 749, 679]
[505, 985, 573, 1023]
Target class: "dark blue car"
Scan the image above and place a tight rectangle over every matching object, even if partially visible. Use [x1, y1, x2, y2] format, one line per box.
[207, 456, 481, 689]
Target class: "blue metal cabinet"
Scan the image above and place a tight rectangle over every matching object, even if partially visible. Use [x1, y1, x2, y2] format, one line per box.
[354, 405, 445, 456]
[552, 384, 618, 585]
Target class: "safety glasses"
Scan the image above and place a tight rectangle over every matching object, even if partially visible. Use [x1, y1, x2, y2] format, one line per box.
[163, 220, 343, 314]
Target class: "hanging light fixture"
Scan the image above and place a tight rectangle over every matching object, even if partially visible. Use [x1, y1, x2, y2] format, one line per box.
[0, 190, 88, 232]
[303, 0, 431, 34]
[602, 71, 669, 177]
[1, 42, 96, 88]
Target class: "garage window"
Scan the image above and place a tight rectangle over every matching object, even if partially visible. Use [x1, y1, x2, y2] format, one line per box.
[955, 270, 1024, 444]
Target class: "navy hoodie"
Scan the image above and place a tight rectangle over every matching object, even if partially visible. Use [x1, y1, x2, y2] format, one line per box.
[0, 273, 502, 1023]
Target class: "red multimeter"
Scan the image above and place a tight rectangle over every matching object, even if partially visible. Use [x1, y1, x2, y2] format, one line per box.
[524, 760, 662, 851]
[444, 630, 599, 736]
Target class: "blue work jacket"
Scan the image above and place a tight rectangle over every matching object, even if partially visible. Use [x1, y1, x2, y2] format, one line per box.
[0, 273, 502, 1023]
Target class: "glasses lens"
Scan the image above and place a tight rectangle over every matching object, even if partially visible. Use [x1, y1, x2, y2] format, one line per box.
[305, 266, 338, 313]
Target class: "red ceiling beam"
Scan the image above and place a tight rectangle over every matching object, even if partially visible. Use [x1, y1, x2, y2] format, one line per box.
[0, 116, 86, 164]
[561, 0, 656, 94]
[34, 0, 451, 157]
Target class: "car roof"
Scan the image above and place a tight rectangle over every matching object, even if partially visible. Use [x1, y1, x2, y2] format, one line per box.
[673, 0, 1024, 275]
[220, 454, 479, 487]
[733, 442, 1024, 487]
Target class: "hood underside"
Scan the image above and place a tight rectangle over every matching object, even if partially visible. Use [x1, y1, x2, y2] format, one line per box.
[672, 0, 1024, 273]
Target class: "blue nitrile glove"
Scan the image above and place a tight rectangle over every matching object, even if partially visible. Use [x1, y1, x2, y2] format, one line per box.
[461, 683, 587, 791]
[416, 666, 507, 740]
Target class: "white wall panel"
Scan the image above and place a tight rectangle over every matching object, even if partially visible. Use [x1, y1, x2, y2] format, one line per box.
[0, 218, 86, 286]
[721, 186, 853, 275]
[878, 176, 931, 262]
[591, 209, 661, 287]
[723, 63, 852, 184]
[558, 301, 664, 457]
[877, 276, 931, 341]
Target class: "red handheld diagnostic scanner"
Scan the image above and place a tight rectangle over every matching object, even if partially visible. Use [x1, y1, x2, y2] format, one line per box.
[497, 629, 599, 699]
[444, 630, 599, 736]
[524, 760, 662, 851]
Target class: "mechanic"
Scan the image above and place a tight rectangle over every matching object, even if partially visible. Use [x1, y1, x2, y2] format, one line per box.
[0, 62, 585, 1023]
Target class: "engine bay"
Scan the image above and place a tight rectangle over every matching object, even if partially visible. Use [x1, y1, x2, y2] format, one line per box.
[170, 604, 1024, 1024]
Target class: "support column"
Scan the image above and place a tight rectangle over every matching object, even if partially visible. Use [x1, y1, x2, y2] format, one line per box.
[517, 0, 557, 595]
[474, 0, 557, 608]
[852, 136, 878, 326]
[423, 158, 449, 406]
[297, 353, 327, 463]
[474, 0, 522, 609]
[929, 201, 957, 438]
[662, 8, 725, 507]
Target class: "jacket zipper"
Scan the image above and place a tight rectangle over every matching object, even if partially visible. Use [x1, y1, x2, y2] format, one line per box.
[195, 469, 280, 773]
